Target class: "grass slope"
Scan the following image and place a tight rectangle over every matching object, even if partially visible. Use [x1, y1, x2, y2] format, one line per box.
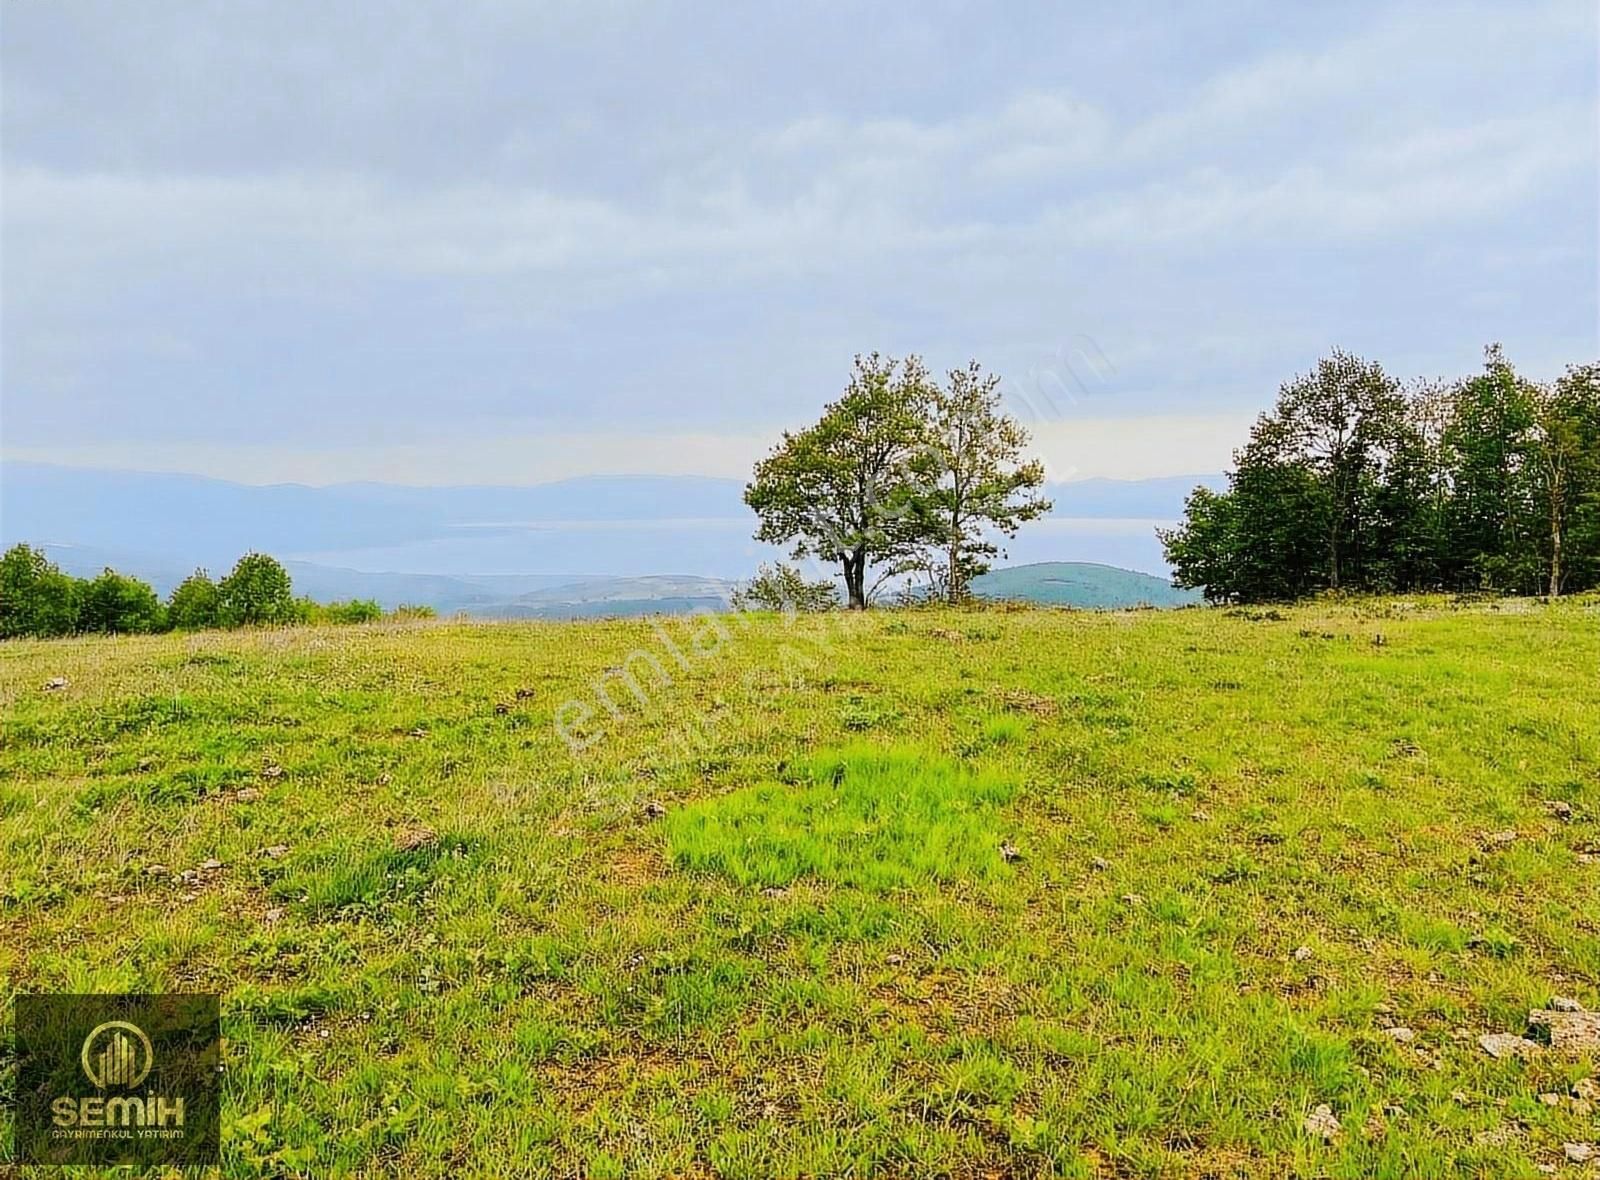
[971, 561, 1201, 608]
[2, 599, 1597, 1177]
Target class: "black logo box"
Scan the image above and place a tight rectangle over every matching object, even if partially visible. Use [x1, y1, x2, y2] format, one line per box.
[12, 993, 220, 1167]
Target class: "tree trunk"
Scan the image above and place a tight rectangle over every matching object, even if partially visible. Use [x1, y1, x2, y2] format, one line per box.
[1549, 515, 1562, 598]
[842, 550, 867, 609]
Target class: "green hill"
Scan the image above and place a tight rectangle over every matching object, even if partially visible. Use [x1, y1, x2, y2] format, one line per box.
[971, 561, 1200, 608]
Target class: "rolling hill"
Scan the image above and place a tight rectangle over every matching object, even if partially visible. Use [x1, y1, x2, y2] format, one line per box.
[971, 561, 1200, 608]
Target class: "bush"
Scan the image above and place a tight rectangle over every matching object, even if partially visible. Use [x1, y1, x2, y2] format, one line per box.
[167, 570, 223, 630]
[78, 569, 167, 634]
[219, 553, 297, 626]
[731, 562, 840, 613]
[319, 599, 384, 624]
[3, 545, 431, 640]
[0, 544, 82, 638]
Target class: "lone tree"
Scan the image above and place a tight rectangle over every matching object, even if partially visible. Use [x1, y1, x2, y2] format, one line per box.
[910, 361, 1051, 602]
[745, 354, 929, 608]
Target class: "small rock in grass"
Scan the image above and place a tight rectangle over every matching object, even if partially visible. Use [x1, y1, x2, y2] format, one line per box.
[1120, 892, 1145, 905]
[884, 953, 905, 966]
[1528, 1007, 1600, 1052]
[1478, 1032, 1539, 1059]
[1383, 1026, 1416, 1043]
[1482, 829, 1519, 849]
[643, 800, 668, 819]
[43, 676, 68, 691]
[1303, 1104, 1341, 1141]
[514, 687, 536, 701]
[493, 702, 511, 716]
[1293, 945, 1313, 962]
[264, 907, 285, 923]
[144, 864, 169, 876]
[1090, 856, 1110, 871]
[1544, 800, 1574, 821]
[1549, 996, 1585, 1013]
[1565, 1143, 1596, 1163]
[1539, 1092, 1563, 1106]
[235, 787, 262, 803]
[999, 841, 1023, 863]
[1190, 809, 1212, 821]
[262, 764, 284, 780]
[393, 825, 439, 853]
[407, 727, 428, 738]
[376, 773, 392, 787]
[262, 844, 291, 860]
[200, 858, 222, 871]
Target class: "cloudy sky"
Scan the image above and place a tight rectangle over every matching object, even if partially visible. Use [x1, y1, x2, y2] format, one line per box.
[3, 1, 1595, 486]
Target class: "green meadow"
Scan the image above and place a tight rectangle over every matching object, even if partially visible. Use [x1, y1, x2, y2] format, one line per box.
[2, 598, 1598, 1177]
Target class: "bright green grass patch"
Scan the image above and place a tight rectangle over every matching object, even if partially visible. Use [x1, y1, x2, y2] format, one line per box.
[665, 746, 1017, 890]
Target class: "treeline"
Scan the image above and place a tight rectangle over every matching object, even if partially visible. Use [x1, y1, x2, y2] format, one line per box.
[0, 545, 434, 639]
[1161, 346, 1600, 602]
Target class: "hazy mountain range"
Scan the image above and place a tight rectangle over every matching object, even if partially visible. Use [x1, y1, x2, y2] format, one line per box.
[1, 461, 1221, 613]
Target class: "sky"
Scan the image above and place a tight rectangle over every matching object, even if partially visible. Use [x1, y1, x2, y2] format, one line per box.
[2, 0, 1596, 486]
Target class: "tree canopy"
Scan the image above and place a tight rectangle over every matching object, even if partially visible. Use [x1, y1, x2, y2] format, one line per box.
[1162, 346, 1600, 602]
[744, 354, 1051, 607]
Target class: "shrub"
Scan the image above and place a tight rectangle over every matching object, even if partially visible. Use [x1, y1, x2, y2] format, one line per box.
[730, 562, 839, 613]
[167, 570, 223, 630]
[323, 599, 384, 625]
[219, 553, 297, 626]
[78, 569, 167, 634]
[0, 544, 82, 638]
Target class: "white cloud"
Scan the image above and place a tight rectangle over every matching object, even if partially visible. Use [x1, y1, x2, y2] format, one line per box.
[2, 410, 1252, 485]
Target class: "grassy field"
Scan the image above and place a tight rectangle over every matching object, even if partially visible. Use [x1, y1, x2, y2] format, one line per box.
[2, 598, 1598, 1177]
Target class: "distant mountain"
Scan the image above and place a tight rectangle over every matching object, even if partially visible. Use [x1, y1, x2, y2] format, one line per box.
[35, 539, 1188, 617]
[971, 562, 1200, 608]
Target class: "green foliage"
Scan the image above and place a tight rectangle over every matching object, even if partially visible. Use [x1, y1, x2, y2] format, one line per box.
[77, 568, 166, 634]
[744, 353, 1053, 608]
[166, 570, 223, 630]
[1164, 345, 1600, 601]
[730, 562, 839, 612]
[324, 598, 385, 624]
[745, 353, 931, 608]
[1158, 488, 1238, 604]
[907, 360, 1051, 601]
[0, 544, 81, 638]
[218, 552, 297, 626]
[3, 547, 427, 641]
